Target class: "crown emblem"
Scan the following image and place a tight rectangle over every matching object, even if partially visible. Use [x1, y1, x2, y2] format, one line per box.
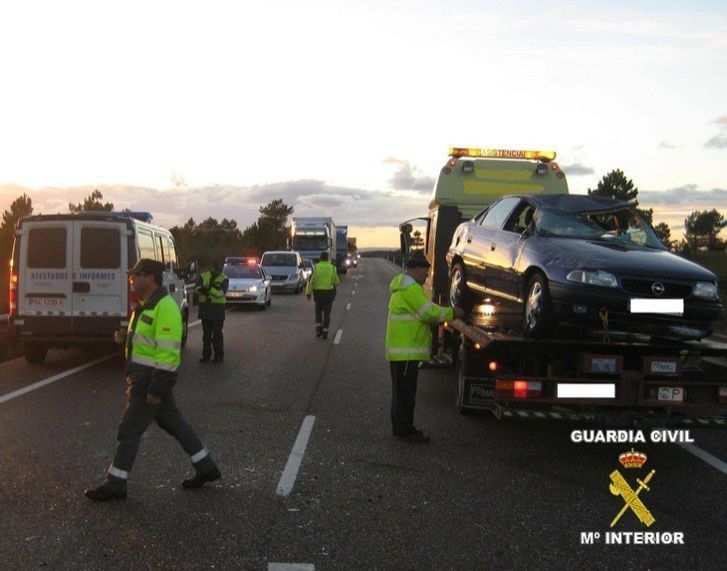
[619, 448, 647, 469]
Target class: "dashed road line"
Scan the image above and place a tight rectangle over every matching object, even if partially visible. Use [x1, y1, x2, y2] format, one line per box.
[189, 320, 201, 328]
[0, 354, 116, 405]
[276, 415, 316, 496]
[268, 564, 314, 571]
[346, 303, 351, 310]
[334, 329, 343, 344]
[679, 443, 727, 474]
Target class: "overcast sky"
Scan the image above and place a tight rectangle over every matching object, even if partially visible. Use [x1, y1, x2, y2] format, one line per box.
[1, 0, 725, 246]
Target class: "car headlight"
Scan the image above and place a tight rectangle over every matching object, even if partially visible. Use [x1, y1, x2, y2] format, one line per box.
[693, 281, 718, 300]
[248, 285, 258, 293]
[566, 270, 618, 288]
[345, 259, 351, 266]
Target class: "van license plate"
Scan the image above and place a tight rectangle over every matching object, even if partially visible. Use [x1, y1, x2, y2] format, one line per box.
[658, 387, 684, 402]
[27, 297, 65, 308]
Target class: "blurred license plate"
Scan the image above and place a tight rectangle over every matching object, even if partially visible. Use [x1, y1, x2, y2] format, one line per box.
[27, 297, 65, 307]
[228, 292, 243, 298]
[658, 387, 684, 402]
[629, 298, 683, 315]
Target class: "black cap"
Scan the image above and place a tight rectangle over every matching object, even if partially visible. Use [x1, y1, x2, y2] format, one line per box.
[405, 255, 430, 269]
[127, 258, 164, 276]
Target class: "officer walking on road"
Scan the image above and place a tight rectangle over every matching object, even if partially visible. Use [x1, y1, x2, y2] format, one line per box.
[85, 259, 221, 501]
[385, 255, 465, 443]
[196, 260, 228, 363]
[305, 251, 341, 340]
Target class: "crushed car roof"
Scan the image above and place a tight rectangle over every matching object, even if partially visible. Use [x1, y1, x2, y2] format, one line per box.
[520, 194, 631, 213]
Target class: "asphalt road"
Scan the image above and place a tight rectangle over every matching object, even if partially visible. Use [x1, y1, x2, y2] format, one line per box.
[0, 258, 725, 570]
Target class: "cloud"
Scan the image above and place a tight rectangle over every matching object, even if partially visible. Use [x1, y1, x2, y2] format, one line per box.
[705, 133, 727, 149]
[713, 116, 727, 126]
[387, 160, 435, 192]
[658, 140, 676, 150]
[638, 185, 727, 207]
[171, 171, 187, 188]
[561, 162, 595, 176]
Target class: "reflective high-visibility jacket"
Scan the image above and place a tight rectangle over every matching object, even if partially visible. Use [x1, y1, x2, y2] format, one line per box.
[126, 286, 182, 396]
[385, 273, 453, 361]
[306, 261, 340, 295]
[196, 271, 228, 320]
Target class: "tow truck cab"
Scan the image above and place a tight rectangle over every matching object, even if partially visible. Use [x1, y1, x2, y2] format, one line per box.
[9, 212, 192, 363]
[400, 147, 568, 305]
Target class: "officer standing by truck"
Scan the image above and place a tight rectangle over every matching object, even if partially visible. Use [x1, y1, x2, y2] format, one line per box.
[196, 260, 228, 363]
[305, 251, 341, 340]
[85, 259, 221, 501]
[385, 255, 465, 443]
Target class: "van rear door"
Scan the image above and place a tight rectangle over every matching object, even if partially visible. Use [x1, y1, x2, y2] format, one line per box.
[72, 221, 127, 327]
[18, 221, 75, 335]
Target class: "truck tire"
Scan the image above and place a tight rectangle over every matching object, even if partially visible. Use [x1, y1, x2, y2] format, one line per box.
[522, 273, 556, 338]
[23, 343, 48, 364]
[449, 263, 475, 313]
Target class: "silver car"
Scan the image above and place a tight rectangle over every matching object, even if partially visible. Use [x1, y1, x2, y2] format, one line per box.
[260, 251, 305, 294]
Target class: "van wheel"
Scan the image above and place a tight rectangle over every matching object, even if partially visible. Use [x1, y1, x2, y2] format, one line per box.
[181, 310, 189, 348]
[449, 263, 475, 313]
[23, 343, 48, 364]
[523, 273, 556, 338]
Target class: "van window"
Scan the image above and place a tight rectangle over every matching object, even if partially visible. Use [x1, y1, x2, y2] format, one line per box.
[28, 227, 67, 268]
[166, 237, 178, 270]
[157, 235, 167, 264]
[81, 227, 121, 268]
[138, 230, 156, 260]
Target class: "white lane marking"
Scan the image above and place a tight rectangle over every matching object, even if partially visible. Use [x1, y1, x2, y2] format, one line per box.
[276, 415, 316, 497]
[189, 320, 201, 328]
[678, 443, 727, 474]
[268, 564, 314, 571]
[352, 290, 356, 296]
[0, 354, 116, 405]
[346, 303, 351, 310]
[333, 329, 343, 344]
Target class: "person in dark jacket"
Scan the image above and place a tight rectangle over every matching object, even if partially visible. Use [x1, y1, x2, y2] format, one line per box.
[85, 259, 221, 501]
[196, 260, 229, 363]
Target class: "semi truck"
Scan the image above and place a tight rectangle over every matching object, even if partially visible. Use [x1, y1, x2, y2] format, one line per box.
[336, 225, 348, 274]
[290, 217, 336, 264]
[399, 147, 727, 425]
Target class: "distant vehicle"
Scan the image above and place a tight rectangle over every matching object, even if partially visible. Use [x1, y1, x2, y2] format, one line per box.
[260, 251, 305, 294]
[301, 258, 314, 282]
[447, 194, 723, 340]
[291, 217, 336, 264]
[9, 211, 192, 363]
[346, 254, 358, 268]
[336, 225, 348, 274]
[222, 257, 272, 309]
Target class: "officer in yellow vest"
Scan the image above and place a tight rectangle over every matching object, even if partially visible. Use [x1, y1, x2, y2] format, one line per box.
[196, 260, 229, 363]
[385, 255, 465, 443]
[85, 259, 220, 501]
[305, 251, 341, 340]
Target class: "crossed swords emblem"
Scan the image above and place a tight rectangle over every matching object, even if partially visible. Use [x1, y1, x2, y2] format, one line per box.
[609, 469, 656, 527]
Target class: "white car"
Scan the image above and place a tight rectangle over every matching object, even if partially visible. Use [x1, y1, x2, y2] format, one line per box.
[223, 257, 272, 309]
[301, 258, 314, 282]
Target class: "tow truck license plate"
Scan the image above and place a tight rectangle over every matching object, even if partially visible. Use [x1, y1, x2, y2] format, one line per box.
[658, 387, 684, 402]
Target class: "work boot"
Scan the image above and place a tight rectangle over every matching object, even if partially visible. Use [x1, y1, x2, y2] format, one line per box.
[211, 356, 224, 364]
[315, 326, 322, 338]
[84, 481, 128, 502]
[182, 467, 222, 489]
[322, 330, 328, 340]
[396, 431, 431, 444]
[199, 357, 210, 364]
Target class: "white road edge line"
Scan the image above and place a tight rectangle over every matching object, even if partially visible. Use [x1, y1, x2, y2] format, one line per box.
[678, 443, 727, 474]
[268, 564, 315, 571]
[189, 320, 201, 328]
[346, 303, 351, 310]
[334, 329, 343, 344]
[0, 354, 116, 405]
[276, 415, 316, 497]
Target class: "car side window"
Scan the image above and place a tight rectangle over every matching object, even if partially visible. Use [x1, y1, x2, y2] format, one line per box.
[504, 202, 536, 234]
[480, 197, 521, 229]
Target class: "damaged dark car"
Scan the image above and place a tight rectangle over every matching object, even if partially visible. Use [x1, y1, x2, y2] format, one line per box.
[446, 194, 723, 340]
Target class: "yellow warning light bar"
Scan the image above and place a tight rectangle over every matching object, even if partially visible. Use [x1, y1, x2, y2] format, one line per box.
[449, 148, 557, 162]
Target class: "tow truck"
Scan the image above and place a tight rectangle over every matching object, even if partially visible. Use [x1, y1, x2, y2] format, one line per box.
[399, 147, 727, 425]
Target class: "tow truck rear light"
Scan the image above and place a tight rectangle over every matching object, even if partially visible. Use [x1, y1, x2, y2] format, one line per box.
[495, 380, 542, 399]
[449, 148, 557, 162]
[719, 387, 727, 404]
[488, 361, 498, 372]
[9, 269, 18, 317]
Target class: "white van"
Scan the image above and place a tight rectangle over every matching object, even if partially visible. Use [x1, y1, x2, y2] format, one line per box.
[9, 212, 192, 363]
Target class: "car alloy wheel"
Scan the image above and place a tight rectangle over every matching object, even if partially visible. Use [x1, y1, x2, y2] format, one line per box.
[449, 263, 475, 312]
[523, 273, 555, 338]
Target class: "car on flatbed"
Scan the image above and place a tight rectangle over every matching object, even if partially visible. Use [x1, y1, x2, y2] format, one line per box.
[447, 194, 723, 340]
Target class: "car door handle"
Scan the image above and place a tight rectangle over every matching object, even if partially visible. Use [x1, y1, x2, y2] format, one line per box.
[490, 243, 496, 251]
[466, 237, 472, 243]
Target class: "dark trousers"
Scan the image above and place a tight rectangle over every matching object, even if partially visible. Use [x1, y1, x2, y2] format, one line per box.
[201, 318, 224, 359]
[111, 378, 213, 479]
[314, 301, 333, 333]
[390, 360, 420, 436]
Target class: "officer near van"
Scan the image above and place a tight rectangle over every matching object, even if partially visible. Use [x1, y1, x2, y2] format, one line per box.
[196, 260, 229, 363]
[305, 251, 341, 340]
[385, 255, 465, 443]
[85, 259, 221, 501]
